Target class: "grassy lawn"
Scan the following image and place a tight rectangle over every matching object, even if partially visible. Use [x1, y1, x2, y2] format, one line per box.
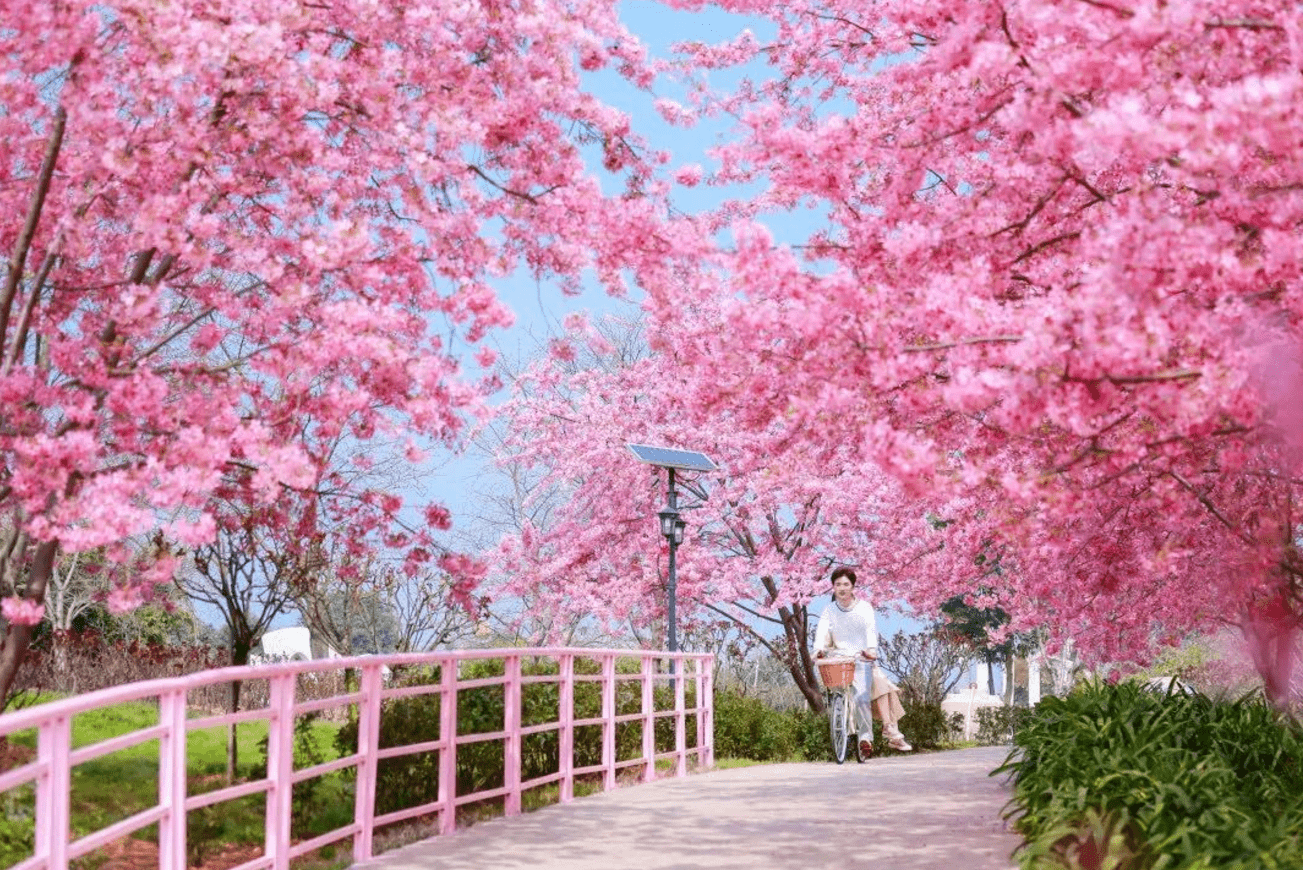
[3, 699, 352, 870]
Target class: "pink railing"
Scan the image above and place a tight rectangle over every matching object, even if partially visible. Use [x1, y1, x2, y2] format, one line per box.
[0, 647, 714, 870]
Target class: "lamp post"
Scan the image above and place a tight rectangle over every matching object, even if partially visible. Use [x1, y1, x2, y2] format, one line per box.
[657, 474, 687, 655]
[626, 444, 717, 659]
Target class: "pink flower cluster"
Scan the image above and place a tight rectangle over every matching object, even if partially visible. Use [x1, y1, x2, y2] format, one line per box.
[1, 597, 45, 627]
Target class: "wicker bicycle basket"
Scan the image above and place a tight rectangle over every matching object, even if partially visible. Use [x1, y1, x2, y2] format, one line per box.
[816, 657, 856, 689]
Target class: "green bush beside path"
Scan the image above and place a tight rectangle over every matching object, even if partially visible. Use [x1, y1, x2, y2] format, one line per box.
[999, 682, 1303, 869]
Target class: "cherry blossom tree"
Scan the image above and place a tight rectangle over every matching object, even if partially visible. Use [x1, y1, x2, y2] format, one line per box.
[291, 548, 479, 656]
[489, 0, 1303, 709]
[0, 0, 681, 707]
[645, 0, 1303, 701]
[493, 313, 927, 710]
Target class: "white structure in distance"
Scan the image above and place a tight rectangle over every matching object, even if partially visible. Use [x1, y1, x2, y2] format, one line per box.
[252, 626, 339, 663]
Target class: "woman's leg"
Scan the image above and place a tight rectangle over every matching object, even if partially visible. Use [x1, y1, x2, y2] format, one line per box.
[871, 668, 912, 750]
[874, 693, 903, 735]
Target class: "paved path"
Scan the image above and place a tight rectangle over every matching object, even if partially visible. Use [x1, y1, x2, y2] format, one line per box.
[356, 746, 1023, 870]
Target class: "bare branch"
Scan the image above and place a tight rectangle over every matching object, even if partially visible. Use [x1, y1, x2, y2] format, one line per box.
[703, 602, 787, 656]
[902, 335, 1023, 352]
[2, 106, 66, 354]
[1205, 17, 1282, 31]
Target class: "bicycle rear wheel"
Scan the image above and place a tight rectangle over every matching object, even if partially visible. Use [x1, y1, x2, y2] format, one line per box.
[829, 691, 849, 764]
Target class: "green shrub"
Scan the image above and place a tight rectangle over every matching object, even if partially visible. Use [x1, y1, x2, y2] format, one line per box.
[336, 657, 695, 816]
[712, 689, 799, 761]
[254, 711, 327, 829]
[975, 704, 1035, 744]
[792, 706, 833, 761]
[999, 681, 1303, 870]
[899, 702, 962, 750]
[0, 786, 34, 870]
[335, 668, 443, 816]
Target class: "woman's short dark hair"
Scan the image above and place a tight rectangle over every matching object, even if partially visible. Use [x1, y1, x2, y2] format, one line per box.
[830, 567, 857, 586]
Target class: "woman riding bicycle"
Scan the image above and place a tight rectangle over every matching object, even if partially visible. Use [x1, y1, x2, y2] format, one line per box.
[813, 566, 912, 756]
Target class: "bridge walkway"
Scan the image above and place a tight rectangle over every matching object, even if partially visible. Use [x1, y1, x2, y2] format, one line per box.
[354, 746, 1023, 870]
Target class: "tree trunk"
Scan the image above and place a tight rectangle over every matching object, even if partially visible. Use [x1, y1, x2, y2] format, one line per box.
[225, 637, 253, 784]
[52, 632, 73, 694]
[1242, 590, 1299, 709]
[777, 603, 825, 713]
[0, 539, 58, 711]
[1004, 650, 1015, 706]
[226, 677, 242, 783]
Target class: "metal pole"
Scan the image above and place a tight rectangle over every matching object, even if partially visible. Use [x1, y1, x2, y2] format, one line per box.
[667, 537, 678, 654]
[667, 469, 678, 693]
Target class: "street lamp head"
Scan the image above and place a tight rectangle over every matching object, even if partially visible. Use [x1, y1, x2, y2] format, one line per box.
[673, 517, 686, 546]
[658, 507, 680, 539]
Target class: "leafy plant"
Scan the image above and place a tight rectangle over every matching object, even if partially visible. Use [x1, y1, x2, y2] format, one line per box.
[899, 702, 963, 751]
[0, 785, 34, 870]
[975, 704, 1036, 745]
[255, 711, 328, 829]
[999, 682, 1303, 869]
[713, 689, 800, 761]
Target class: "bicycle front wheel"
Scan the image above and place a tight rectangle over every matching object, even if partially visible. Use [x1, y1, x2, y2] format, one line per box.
[829, 691, 849, 764]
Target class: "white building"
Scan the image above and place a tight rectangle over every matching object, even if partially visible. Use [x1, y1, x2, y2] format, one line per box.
[941, 658, 1045, 740]
[253, 626, 339, 662]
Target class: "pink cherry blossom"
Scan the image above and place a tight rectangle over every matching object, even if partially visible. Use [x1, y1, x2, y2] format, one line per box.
[0, 0, 682, 706]
[496, 0, 1303, 706]
[1, 598, 44, 627]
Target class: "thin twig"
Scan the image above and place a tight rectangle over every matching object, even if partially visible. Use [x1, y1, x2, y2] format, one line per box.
[1011, 230, 1081, 265]
[467, 165, 545, 204]
[1167, 470, 1255, 544]
[135, 306, 218, 364]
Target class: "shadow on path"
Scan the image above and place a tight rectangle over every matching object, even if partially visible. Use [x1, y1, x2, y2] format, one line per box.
[353, 746, 1023, 870]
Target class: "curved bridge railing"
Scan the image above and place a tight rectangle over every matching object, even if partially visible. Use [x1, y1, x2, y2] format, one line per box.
[0, 647, 715, 870]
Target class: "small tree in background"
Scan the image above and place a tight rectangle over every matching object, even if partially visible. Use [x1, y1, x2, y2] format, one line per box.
[180, 518, 302, 782]
[877, 628, 969, 710]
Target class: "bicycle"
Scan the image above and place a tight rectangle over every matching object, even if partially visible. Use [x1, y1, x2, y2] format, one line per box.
[816, 655, 869, 764]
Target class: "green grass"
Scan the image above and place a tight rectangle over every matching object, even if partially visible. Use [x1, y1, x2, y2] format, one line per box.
[3, 699, 352, 869]
[713, 756, 778, 769]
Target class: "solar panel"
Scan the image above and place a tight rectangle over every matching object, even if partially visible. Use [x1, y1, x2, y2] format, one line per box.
[626, 443, 718, 472]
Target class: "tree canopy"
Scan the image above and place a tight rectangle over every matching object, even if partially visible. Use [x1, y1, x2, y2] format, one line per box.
[5, 0, 1303, 707]
[495, 0, 1303, 703]
[0, 0, 679, 705]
